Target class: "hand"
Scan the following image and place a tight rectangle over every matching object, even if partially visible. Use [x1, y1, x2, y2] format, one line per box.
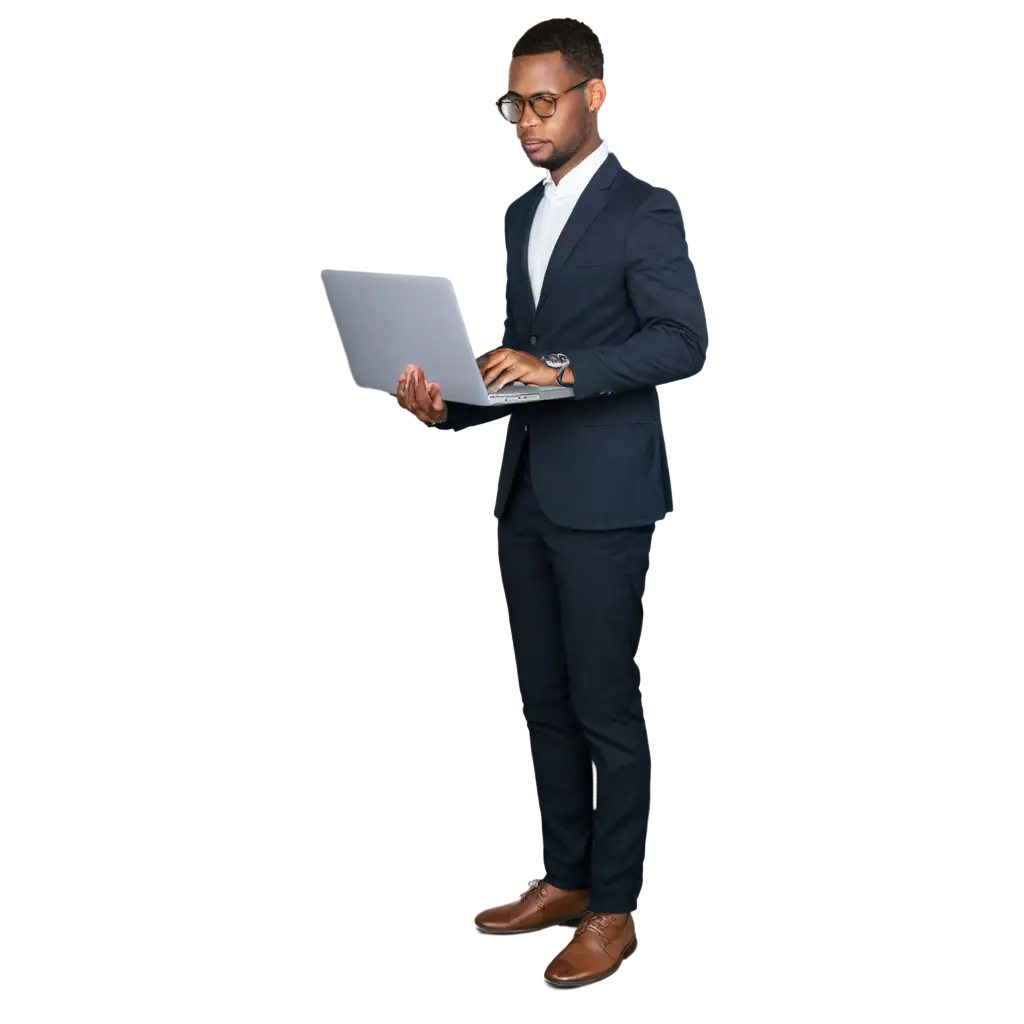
[476, 348, 558, 391]
[396, 364, 447, 423]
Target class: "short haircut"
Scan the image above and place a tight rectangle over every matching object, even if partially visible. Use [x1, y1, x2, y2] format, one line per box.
[511, 18, 604, 81]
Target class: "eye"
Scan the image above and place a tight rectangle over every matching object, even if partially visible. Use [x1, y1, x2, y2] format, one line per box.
[499, 97, 524, 121]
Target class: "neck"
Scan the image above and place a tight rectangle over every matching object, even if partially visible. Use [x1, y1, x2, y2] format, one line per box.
[550, 135, 603, 186]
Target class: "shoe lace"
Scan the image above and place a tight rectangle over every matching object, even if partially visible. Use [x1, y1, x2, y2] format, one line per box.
[574, 910, 614, 939]
[517, 878, 546, 905]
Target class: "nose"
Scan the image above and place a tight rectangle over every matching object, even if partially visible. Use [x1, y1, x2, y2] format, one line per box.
[518, 104, 541, 131]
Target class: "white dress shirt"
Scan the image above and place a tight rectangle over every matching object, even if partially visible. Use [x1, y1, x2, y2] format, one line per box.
[527, 139, 609, 310]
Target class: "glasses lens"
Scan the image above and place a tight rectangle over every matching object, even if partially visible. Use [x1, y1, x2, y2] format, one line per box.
[500, 97, 523, 122]
[533, 96, 555, 117]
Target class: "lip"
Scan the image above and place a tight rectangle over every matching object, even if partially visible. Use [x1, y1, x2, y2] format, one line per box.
[522, 139, 548, 149]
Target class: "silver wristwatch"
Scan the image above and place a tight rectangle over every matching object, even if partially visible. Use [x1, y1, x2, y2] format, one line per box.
[541, 352, 571, 386]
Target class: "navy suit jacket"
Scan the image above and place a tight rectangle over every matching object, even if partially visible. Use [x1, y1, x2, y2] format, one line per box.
[436, 151, 708, 530]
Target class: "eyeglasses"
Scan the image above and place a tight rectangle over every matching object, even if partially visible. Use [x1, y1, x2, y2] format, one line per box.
[495, 79, 592, 123]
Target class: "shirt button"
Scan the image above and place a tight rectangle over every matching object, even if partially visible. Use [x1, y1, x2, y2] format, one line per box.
[529, 336, 537, 346]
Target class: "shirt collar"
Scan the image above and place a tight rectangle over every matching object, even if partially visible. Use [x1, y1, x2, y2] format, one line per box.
[542, 139, 610, 200]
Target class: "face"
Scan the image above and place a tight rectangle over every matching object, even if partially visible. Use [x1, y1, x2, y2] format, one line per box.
[504, 52, 604, 174]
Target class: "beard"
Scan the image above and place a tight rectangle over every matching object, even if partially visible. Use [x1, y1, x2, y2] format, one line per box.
[536, 147, 577, 173]
[528, 113, 593, 171]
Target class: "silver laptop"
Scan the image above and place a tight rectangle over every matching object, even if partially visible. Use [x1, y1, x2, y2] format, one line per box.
[321, 269, 574, 406]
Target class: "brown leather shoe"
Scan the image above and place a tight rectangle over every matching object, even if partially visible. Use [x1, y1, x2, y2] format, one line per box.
[543, 910, 637, 987]
[474, 878, 589, 934]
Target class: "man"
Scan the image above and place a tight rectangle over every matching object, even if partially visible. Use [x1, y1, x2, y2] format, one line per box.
[396, 18, 707, 987]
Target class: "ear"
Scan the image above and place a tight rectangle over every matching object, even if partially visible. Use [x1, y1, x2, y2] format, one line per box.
[588, 79, 606, 113]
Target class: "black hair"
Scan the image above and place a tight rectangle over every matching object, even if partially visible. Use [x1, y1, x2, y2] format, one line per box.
[511, 18, 604, 81]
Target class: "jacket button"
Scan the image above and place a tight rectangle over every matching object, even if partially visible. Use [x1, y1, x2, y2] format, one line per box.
[529, 335, 537, 345]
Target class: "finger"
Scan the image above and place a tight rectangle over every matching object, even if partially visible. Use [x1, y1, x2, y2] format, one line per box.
[403, 364, 423, 407]
[481, 353, 512, 388]
[478, 350, 503, 375]
[400, 370, 417, 410]
[401, 365, 416, 405]
[421, 378, 441, 419]
[492, 361, 529, 391]
[413, 367, 431, 419]
[488, 357, 521, 389]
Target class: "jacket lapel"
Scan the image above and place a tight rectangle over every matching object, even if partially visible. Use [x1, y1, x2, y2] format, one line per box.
[536, 153, 622, 315]
[505, 184, 544, 327]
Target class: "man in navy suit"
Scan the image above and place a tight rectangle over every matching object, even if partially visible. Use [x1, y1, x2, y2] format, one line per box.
[396, 18, 707, 987]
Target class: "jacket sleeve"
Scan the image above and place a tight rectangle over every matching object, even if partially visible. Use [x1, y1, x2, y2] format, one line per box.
[562, 187, 708, 399]
[423, 274, 520, 442]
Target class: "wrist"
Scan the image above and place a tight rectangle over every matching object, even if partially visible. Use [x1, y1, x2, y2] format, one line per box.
[540, 352, 571, 386]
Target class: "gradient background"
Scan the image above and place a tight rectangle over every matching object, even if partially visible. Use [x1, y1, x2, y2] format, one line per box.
[6, 4, 1024, 1019]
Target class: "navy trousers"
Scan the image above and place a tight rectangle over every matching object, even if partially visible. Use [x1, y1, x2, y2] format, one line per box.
[497, 433, 655, 914]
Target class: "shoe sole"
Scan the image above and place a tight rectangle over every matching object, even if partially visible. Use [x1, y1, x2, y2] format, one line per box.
[475, 914, 586, 935]
[544, 934, 638, 987]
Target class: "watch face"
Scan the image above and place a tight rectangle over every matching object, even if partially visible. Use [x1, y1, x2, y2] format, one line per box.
[542, 353, 569, 369]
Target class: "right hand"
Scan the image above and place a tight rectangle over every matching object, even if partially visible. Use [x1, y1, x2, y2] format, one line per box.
[396, 364, 447, 424]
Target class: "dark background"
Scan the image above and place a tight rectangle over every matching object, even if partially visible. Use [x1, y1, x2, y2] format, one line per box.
[6, 6, 1024, 1015]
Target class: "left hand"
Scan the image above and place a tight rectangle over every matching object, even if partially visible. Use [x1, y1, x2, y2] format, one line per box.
[476, 348, 557, 391]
